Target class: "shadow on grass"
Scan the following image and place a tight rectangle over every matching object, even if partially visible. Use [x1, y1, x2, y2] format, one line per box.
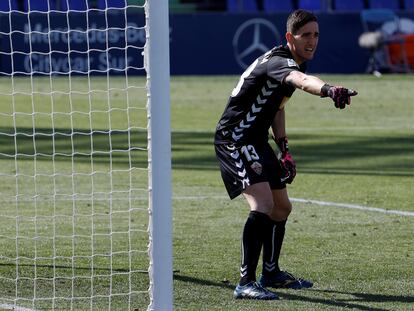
[177, 132, 414, 177]
[279, 289, 414, 311]
[174, 273, 413, 311]
[174, 273, 234, 290]
[172, 131, 414, 177]
[1, 128, 414, 177]
[0, 127, 148, 167]
[310, 288, 414, 303]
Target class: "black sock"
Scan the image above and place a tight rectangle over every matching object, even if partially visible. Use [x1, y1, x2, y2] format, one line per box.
[262, 219, 287, 276]
[239, 211, 272, 286]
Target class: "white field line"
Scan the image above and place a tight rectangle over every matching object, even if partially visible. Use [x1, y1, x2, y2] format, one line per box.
[287, 126, 414, 132]
[289, 198, 414, 217]
[173, 195, 414, 217]
[0, 303, 37, 311]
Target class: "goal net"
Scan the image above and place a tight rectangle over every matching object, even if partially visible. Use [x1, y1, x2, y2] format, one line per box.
[0, 1, 172, 310]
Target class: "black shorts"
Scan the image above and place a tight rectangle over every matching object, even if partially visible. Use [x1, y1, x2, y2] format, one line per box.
[214, 142, 286, 199]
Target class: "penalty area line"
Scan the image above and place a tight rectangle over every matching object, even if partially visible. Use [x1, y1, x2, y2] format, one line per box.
[290, 198, 414, 217]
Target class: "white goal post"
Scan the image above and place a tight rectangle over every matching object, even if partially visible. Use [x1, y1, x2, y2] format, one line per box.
[146, 0, 173, 311]
[0, 0, 172, 310]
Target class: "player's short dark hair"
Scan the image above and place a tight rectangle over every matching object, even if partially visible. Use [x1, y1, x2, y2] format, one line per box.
[286, 10, 318, 34]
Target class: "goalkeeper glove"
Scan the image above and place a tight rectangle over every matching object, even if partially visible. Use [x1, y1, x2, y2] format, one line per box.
[321, 84, 358, 109]
[276, 137, 296, 184]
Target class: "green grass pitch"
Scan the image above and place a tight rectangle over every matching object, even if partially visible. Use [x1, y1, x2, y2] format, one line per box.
[1, 74, 414, 310]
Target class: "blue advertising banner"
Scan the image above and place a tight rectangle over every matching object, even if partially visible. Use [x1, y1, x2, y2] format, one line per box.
[169, 13, 368, 74]
[170, 12, 414, 74]
[0, 11, 145, 76]
[1, 11, 414, 75]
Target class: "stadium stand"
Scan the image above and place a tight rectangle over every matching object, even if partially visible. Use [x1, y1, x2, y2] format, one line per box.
[59, 0, 89, 11]
[264, 0, 294, 12]
[227, 0, 259, 12]
[297, 0, 322, 11]
[0, 0, 18, 11]
[334, 0, 365, 11]
[225, 0, 414, 12]
[1, 1, 413, 16]
[404, 0, 414, 10]
[23, 0, 56, 11]
[97, 0, 126, 8]
[174, 0, 200, 12]
[369, 0, 401, 10]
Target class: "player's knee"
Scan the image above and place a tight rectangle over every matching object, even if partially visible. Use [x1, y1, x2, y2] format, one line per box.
[284, 201, 293, 214]
[251, 201, 274, 216]
[273, 200, 292, 218]
[284, 201, 293, 216]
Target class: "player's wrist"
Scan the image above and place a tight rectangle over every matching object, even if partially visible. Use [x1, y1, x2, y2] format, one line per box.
[320, 83, 333, 98]
[276, 136, 289, 154]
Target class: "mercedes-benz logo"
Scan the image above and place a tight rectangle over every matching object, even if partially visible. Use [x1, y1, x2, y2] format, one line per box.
[233, 18, 282, 69]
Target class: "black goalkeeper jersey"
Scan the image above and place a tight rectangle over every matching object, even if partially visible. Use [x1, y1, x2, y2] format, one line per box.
[215, 45, 307, 146]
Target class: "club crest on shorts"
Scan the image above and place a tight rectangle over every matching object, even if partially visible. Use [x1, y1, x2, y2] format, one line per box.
[250, 161, 262, 175]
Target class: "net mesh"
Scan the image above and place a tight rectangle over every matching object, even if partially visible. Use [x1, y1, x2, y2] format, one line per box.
[0, 1, 150, 309]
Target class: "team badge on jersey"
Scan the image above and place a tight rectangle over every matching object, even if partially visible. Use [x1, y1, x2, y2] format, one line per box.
[287, 58, 298, 68]
[250, 161, 262, 175]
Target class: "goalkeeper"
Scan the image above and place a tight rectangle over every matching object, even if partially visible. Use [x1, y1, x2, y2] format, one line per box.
[214, 9, 357, 300]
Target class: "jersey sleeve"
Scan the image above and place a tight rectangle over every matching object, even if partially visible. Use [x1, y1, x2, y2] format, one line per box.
[267, 56, 301, 84]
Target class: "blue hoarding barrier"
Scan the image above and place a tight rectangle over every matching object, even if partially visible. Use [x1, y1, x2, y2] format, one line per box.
[0, 11, 145, 76]
[169, 13, 369, 74]
[1, 11, 414, 75]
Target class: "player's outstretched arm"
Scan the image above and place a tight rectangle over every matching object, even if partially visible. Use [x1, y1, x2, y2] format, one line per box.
[284, 70, 358, 109]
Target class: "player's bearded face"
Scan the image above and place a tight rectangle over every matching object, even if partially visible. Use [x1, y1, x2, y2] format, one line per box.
[290, 21, 319, 63]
